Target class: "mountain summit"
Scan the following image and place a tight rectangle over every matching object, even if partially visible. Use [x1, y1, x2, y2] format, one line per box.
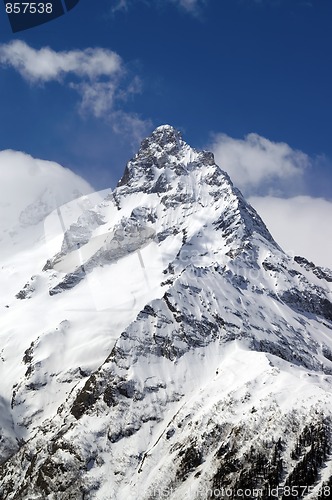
[117, 124, 215, 190]
[1, 127, 332, 499]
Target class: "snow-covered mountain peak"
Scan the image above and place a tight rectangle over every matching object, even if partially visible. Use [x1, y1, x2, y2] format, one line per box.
[117, 125, 215, 190]
[114, 125, 277, 252]
[145, 124, 183, 148]
[1, 129, 332, 499]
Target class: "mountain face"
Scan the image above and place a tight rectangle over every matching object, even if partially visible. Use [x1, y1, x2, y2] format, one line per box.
[1, 125, 332, 499]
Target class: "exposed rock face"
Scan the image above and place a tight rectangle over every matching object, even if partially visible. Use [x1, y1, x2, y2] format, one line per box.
[1, 125, 332, 499]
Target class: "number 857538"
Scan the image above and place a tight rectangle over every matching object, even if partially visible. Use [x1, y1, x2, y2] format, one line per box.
[6, 3, 53, 14]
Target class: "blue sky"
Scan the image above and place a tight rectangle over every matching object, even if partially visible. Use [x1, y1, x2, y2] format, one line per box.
[0, 0, 331, 266]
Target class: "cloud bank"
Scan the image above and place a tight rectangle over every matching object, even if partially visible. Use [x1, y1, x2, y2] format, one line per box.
[249, 195, 332, 270]
[0, 150, 92, 237]
[210, 132, 310, 197]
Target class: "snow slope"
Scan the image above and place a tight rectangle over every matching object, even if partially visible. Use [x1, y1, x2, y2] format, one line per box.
[0, 152, 93, 459]
[1, 126, 332, 499]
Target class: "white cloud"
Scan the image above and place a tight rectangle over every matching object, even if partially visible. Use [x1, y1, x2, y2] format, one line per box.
[174, 0, 205, 13]
[71, 81, 117, 118]
[0, 41, 149, 140]
[112, 112, 153, 144]
[0, 41, 121, 83]
[249, 195, 332, 269]
[111, 0, 308, 14]
[210, 132, 310, 196]
[112, 0, 205, 14]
